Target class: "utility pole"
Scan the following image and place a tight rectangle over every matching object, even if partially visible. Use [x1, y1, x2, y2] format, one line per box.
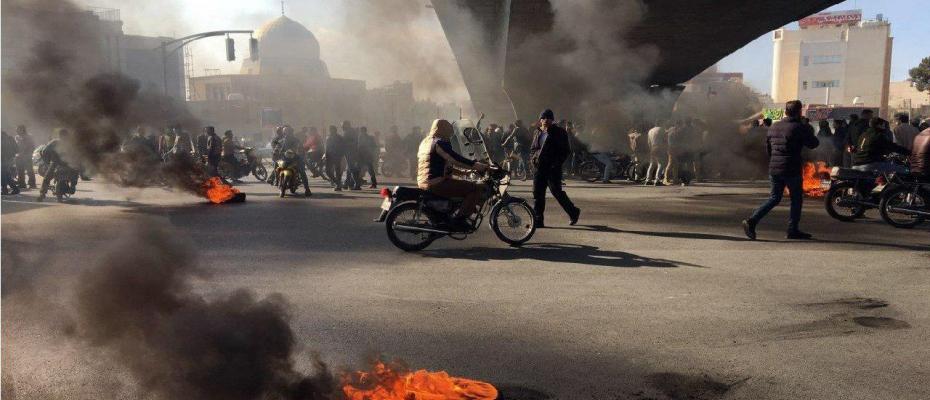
[156, 30, 255, 97]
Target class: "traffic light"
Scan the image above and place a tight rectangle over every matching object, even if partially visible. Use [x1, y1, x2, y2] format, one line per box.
[249, 37, 259, 61]
[225, 37, 235, 61]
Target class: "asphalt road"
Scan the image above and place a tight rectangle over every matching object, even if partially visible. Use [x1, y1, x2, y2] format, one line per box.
[2, 175, 928, 400]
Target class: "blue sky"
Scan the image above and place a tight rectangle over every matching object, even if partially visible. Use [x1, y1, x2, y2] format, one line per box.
[718, 0, 930, 94]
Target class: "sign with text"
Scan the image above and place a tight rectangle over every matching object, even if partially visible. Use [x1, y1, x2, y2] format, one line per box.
[799, 10, 862, 28]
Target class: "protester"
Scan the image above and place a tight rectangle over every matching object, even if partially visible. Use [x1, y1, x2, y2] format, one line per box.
[846, 109, 872, 155]
[531, 109, 580, 227]
[645, 121, 667, 186]
[13, 125, 37, 189]
[662, 120, 681, 185]
[267, 126, 287, 184]
[742, 100, 819, 240]
[815, 120, 833, 164]
[305, 127, 324, 178]
[405, 126, 423, 179]
[37, 129, 79, 201]
[205, 126, 222, 179]
[341, 121, 361, 190]
[195, 127, 209, 163]
[1, 131, 20, 195]
[324, 125, 346, 191]
[831, 119, 848, 167]
[357, 126, 378, 189]
[892, 113, 920, 151]
[910, 124, 929, 176]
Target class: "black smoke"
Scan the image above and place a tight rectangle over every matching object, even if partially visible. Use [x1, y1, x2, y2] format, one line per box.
[73, 227, 335, 400]
[3, 0, 210, 196]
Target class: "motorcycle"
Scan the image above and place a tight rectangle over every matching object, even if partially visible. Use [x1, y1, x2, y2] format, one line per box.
[879, 170, 929, 229]
[501, 152, 531, 181]
[375, 166, 537, 251]
[578, 152, 633, 183]
[306, 149, 328, 182]
[824, 155, 906, 222]
[275, 150, 302, 198]
[38, 163, 78, 203]
[219, 147, 267, 182]
[379, 150, 408, 178]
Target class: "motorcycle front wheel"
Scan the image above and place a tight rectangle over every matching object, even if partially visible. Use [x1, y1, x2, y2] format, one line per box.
[253, 163, 268, 182]
[385, 202, 439, 252]
[490, 199, 537, 246]
[825, 182, 867, 222]
[879, 185, 927, 229]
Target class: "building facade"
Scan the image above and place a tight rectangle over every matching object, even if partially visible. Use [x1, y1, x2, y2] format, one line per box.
[772, 10, 892, 116]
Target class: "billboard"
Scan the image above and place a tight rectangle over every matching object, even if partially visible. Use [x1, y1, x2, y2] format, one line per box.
[799, 10, 862, 28]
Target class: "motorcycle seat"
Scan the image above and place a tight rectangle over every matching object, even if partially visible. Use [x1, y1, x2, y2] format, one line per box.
[832, 168, 876, 179]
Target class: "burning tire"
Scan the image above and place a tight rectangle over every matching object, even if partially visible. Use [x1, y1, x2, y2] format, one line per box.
[489, 198, 536, 246]
[879, 185, 927, 229]
[825, 182, 867, 222]
[385, 202, 438, 251]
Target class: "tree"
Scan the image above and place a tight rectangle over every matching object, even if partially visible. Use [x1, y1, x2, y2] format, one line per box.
[909, 56, 930, 92]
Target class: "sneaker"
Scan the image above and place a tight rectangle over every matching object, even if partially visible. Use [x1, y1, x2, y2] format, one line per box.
[741, 219, 756, 241]
[369, 184, 377, 189]
[786, 230, 813, 240]
[304, 189, 312, 197]
[569, 208, 581, 226]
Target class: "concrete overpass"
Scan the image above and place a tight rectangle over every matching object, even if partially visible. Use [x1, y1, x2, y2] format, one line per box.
[430, 0, 842, 123]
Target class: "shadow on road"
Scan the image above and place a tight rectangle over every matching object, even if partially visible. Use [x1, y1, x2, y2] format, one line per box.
[615, 229, 751, 242]
[546, 224, 622, 233]
[422, 243, 704, 268]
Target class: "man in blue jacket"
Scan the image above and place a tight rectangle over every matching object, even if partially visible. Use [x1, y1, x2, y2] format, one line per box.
[742, 100, 819, 240]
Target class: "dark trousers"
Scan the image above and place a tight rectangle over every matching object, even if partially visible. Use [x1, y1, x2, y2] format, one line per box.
[1, 163, 15, 192]
[359, 156, 377, 186]
[343, 154, 361, 189]
[296, 157, 310, 191]
[533, 163, 577, 223]
[16, 158, 36, 187]
[749, 175, 803, 232]
[207, 155, 221, 177]
[325, 154, 344, 187]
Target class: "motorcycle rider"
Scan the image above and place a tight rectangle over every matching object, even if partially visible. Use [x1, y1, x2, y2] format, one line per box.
[221, 130, 244, 183]
[852, 117, 909, 173]
[14, 125, 37, 189]
[282, 125, 311, 197]
[304, 126, 324, 178]
[37, 129, 79, 202]
[418, 119, 489, 231]
[267, 126, 287, 185]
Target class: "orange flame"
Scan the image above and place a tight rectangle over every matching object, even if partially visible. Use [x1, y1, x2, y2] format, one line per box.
[342, 362, 498, 400]
[801, 161, 832, 197]
[202, 176, 240, 204]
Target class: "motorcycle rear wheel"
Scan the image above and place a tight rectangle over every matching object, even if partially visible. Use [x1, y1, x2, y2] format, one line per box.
[879, 185, 927, 229]
[490, 199, 536, 246]
[385, 202, 438, 252]
[825, 182, 867, 222]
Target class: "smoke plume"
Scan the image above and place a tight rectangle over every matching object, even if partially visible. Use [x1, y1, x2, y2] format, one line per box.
[3, 0, 212, 196]
[73, 227, 335, 400]
[337, 0, 467, 101]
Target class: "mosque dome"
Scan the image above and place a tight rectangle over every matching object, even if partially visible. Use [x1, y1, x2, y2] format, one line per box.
[240, 16, 329, 79]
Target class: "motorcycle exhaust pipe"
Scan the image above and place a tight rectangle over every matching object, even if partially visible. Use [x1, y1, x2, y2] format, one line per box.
[393, 224, 450, 235]
[888, 207, 930, 217]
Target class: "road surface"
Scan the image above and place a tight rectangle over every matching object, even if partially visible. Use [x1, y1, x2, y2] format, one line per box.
[2, 176, 928, 399]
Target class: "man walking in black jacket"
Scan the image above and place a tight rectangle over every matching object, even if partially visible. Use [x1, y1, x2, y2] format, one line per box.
[742, 100, 819, 240]
[531, 109, 580, 227]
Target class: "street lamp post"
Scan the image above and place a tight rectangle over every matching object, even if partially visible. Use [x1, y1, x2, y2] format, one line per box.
[156, 30, 256, 98]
